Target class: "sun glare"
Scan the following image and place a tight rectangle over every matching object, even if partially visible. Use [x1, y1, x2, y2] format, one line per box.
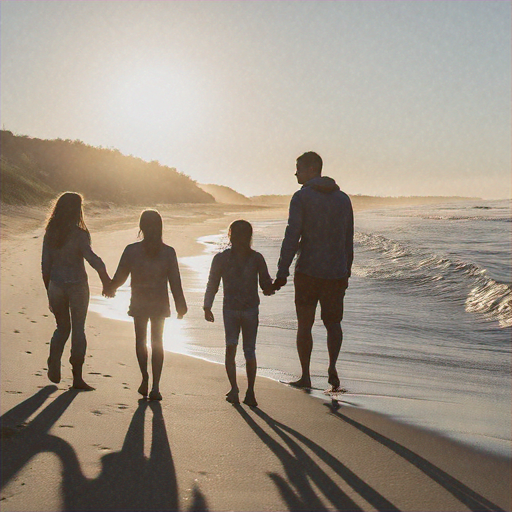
[109, 65, 201, 130]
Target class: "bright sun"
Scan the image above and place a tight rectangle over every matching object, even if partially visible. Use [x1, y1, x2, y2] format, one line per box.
[109, 65, 201, 131]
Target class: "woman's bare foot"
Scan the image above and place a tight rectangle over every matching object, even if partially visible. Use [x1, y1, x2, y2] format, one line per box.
[138, 378, 149, 397]
[149, 389, 162, 401]
[287, 377, 311, 389]
[243, 390, 258, 407]
[72, 379, 95, 391]
[225, 388, 240, 404]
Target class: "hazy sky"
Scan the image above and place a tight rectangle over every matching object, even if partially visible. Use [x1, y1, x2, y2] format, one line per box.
[1, 1, 510, 198]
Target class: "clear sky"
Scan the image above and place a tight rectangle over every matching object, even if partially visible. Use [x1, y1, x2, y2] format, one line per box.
[1, 1, 510, 199]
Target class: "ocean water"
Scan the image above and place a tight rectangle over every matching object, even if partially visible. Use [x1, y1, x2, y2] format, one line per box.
[90, 199, 511, 457]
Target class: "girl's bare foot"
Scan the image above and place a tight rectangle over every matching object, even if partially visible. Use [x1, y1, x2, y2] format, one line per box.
[243, 390, 258, 407]
[72, 379, 95, 391]
[149, 389, 162, 401]
[47, 357, 61, 383]
[138, 378, 149, 397]
[287, 377, 311, 389]
[225, 388, 240, 404]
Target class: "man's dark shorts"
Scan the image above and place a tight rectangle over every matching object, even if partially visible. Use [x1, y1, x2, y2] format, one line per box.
[294, 272, 348, 323]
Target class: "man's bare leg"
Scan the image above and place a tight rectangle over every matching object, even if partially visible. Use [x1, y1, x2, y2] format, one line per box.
[289, 305, 316, 388]
[134, 317, 149, 397]
[325, 320, 342, 390]
[225, 345, 239, 403]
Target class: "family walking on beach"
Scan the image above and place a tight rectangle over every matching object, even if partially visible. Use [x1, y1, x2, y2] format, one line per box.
[41, 152, 354, 407]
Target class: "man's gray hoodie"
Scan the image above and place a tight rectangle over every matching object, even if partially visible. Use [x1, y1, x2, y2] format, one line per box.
[277, 176, 354, 280]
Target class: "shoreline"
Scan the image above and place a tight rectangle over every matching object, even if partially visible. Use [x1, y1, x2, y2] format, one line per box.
[1, 203, 510, 511]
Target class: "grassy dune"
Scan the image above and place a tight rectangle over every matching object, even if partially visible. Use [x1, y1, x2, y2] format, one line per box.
[0, 131, 214, 205]
[0, 157, 55, 205]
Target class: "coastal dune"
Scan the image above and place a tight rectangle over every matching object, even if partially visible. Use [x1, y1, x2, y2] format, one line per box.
[1, 204, 510, 512]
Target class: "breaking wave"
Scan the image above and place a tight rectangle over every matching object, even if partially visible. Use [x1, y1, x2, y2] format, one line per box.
[354, 231, 511, 329]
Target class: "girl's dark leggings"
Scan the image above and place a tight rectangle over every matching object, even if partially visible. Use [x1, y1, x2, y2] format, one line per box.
[47, 280, 90, 368]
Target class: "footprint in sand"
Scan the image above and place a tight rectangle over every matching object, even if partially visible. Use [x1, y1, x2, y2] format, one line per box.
[88, 372, 101, 375]
[25, 351, 32, 354]
[91, 410, 103, 416]
[103, 375, 112, 378]
[117, 404, 129, 410]
[59, 425, 74, 428]
[34, 373, 42, 377]
[43, 314, 48, 317]
[13, 330, 20, 334]
[31, 320, 37, 323]
[5, 391, 22, 394]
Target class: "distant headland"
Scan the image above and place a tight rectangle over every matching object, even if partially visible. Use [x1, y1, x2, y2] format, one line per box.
[1, 131, 479, 208]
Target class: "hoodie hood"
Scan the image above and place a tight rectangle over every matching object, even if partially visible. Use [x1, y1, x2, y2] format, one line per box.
[303, 176, 340, 193]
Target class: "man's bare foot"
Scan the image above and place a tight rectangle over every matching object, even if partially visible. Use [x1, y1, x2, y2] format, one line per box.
[328, 370, 340, 390]
[149, 390, 162, 401]
[287, 377, 311, 389]
[47, 358, 61, 384]
[138, 378, 149, 397]
[72, 380, 95, 391]
[225, 388, 240, 404]
[243, 390, 258, 407]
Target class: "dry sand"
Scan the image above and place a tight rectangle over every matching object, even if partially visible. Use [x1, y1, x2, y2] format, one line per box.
[1, 203, 510, 512]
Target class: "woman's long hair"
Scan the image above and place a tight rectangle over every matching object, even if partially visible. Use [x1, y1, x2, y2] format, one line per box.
[228, 220, 252, 256]
[139, 209, 163, 257]
[45, 192, 90, 248]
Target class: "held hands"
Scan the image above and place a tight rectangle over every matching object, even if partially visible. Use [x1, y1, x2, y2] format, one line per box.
[272, 277, 287, 291]
[204, 307, 214, 323]
[102, 279, 116, 298]
[263, 287, 275, 296]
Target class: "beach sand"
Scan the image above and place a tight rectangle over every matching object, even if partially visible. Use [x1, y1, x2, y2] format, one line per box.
[1, 203, 510, 512]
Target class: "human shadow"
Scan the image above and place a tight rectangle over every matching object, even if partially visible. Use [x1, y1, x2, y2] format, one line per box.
[63, 399, 181, 511]
[324, 402, 505, 512]
[1, 390, 208, 511]
[1, 385, 79, 488]
[235, 405, 399, 512]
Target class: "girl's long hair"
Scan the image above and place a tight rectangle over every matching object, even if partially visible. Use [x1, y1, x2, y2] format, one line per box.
[45, 192, 90, 248]
[228, 220, 252, 256]
[139, 209, 163, 257]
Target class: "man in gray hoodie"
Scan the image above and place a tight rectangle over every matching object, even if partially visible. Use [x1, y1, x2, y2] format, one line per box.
[274, 152, 354, 391]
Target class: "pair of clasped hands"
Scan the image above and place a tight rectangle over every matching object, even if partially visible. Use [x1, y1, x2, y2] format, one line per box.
[101, 280, 116, 299]
[203, 277, 287, 323]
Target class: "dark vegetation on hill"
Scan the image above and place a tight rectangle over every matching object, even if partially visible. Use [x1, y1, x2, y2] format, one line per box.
[0, 131, 214, 205]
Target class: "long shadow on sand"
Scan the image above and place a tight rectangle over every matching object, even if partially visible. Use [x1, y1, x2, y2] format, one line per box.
[235, 405, 399, 512]
[1, 385, 79, 487]
[1, 390, 208, 511]
[324, 402, 505, 512]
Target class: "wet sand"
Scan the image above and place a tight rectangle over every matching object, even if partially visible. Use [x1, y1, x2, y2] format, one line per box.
[1, 203, 510, 512]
